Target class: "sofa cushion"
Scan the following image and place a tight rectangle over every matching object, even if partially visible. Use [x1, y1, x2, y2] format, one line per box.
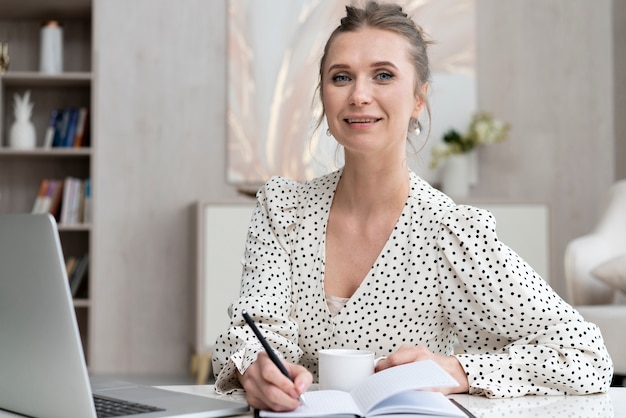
[591, 253, 626, 295]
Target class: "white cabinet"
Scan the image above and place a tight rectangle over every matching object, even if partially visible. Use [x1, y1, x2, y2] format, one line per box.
[474, 203, 550, 283]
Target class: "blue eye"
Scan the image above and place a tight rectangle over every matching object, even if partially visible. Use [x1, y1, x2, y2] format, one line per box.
[376, 72, 394, 81]
[332, 74, 350, 83]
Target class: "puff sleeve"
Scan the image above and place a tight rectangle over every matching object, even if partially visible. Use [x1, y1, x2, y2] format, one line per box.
[435, 205, 613, 397]
[212, 176, 303, 394]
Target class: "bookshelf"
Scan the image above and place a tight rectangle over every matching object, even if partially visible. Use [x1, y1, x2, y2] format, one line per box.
[0, 0, 93, 364]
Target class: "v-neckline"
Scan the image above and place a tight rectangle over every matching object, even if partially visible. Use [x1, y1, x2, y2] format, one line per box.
[319, 169, 412, 316]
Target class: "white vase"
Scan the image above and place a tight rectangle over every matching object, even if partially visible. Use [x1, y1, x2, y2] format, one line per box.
[40, 21, 63, 74]
[441, 154, 470, 199]
[9, 120, 37, 149]
[467, 149, 479, 186]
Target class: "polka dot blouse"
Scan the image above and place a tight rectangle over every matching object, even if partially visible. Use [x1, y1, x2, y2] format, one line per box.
[212, 169, 613, 398]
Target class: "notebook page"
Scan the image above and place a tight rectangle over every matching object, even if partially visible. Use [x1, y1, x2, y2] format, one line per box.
[350, 360, 459, 414]
[259, 390, 359, 417]
[369, 391, 466, 417]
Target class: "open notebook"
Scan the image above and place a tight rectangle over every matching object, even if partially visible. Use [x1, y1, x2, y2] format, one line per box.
[0, 213, 248, 418]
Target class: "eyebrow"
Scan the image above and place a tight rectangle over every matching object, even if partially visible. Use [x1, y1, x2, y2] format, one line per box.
[326, 61, 399, 74]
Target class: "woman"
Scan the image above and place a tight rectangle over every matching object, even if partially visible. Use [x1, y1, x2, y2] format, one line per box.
[212, 1, 613, 412]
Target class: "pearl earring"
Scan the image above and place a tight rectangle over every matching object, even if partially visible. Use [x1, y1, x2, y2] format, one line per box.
[410, 118, 421, 136]
[326, 128, 332, 137]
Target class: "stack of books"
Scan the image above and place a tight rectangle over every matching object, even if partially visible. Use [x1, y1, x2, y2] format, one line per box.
[42, 107, 90, 148]
[31, 177, 92, 225]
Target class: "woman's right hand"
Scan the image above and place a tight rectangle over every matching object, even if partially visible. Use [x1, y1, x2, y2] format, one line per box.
[237, 351, 312, 412]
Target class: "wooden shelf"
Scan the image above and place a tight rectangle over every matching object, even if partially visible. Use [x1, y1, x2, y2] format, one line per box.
[0, 0, 90, 20]
[58, 223, 91, 231]
[73, 299, 91, 308]
[0, 147, 91, 157]
[1, 71, 92, 87]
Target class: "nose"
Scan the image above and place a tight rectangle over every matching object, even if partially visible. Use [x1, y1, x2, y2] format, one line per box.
[349, 78, 372, 106]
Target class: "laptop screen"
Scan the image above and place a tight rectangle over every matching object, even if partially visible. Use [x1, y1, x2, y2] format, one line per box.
[0, 214, 96, 417]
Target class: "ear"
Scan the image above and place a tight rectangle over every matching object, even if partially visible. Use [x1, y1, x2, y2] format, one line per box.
[411, 82, 429, 119]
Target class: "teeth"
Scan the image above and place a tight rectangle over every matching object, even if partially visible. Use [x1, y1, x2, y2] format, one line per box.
[347, 118, 377, 123]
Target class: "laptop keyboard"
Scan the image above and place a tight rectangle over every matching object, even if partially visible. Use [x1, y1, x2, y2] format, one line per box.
[94, 395, 165, 417]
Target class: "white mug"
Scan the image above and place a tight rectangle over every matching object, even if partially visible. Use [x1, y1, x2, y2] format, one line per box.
[318, 349, 385, 392]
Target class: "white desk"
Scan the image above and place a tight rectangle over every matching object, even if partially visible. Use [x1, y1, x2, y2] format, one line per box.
[0, 386, 624, 417]
[157, 385, 626, 418]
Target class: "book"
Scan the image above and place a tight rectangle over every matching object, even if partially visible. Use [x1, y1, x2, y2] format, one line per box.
[65, 256, 78, 279]
[82, 178, 92, 223]
[73, 108, 89, 147]
[82, 111, 91, 147]
[60, 177, 78, 224]
[76, 180, 86, 224]
[42, 179, 59, 214]
[69, 254, 89, 297]
[31, 179, 50, 213]
[63, 108, 80, 147]
[60, 177, 89, 225]
[52, 109, 69, 147]
[66, 178, 83, 224]
[42, 109, 60, 149]
[31, 179, 64, 218]
[48, 179, 65, 220]
[259, 360, 466, 418]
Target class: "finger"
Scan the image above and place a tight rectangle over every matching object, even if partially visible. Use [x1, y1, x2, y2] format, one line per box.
[241, 354, 302, 411]
[376, 345, 432, 371]
[287, 364, 313, 395]
[256, 353, 306, 407]
[259, 383, 303, 412]
[258, 359, 301, 398]
[244, 370, 302, 411]
[246, 387, 300, 413]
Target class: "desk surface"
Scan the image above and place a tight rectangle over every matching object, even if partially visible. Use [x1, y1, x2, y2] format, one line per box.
[0, 385, 624, 417]
[159, 385, 626, 418]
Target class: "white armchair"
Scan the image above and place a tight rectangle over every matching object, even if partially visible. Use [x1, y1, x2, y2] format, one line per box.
[564, 179, 626, 382]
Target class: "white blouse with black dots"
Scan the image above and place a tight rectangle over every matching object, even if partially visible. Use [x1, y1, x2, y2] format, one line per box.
[212, 169, 613, 398]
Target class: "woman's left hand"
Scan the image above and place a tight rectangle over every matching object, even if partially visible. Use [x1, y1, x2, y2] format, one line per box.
[375, 345, 469, 394]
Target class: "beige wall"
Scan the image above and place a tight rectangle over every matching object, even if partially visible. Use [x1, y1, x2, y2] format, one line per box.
[92, 0, 625, 374]
[92, 0, 243, 374]
[474, 0, 620, 296]
[615, 0, 626, 180]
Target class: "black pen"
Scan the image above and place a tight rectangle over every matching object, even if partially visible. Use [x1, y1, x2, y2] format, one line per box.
[241, 309, 306, 405]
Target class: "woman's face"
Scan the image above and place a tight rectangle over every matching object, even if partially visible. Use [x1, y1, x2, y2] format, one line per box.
[322, 27, 426, 160]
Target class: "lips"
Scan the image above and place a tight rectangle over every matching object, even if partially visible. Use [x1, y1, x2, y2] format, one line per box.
[345, 117, 381, 123]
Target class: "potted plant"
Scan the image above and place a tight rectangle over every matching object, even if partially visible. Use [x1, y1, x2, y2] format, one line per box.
[430, 112, 510, 198]
[430, 112, 510, 169]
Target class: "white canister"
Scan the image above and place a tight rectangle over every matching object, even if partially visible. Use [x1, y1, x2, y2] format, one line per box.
[40, 20, 63, 74]
[441, 153, 470, 199]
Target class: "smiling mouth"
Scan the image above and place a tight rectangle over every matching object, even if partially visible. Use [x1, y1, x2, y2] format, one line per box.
[345, 118, 381, 123]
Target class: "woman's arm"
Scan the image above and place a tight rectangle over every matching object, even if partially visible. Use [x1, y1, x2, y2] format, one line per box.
[212, 177, 306, 395]
[436, 205, 613, 397]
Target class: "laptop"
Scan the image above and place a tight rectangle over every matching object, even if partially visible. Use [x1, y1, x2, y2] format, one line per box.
[0, 213, 249, 418]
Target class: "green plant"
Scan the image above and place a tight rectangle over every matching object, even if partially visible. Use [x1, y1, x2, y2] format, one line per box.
[430, 112, 510, 169]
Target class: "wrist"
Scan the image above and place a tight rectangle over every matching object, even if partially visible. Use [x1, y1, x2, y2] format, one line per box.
[236, 369, 246, 386]
[447, 356, 469, 393]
